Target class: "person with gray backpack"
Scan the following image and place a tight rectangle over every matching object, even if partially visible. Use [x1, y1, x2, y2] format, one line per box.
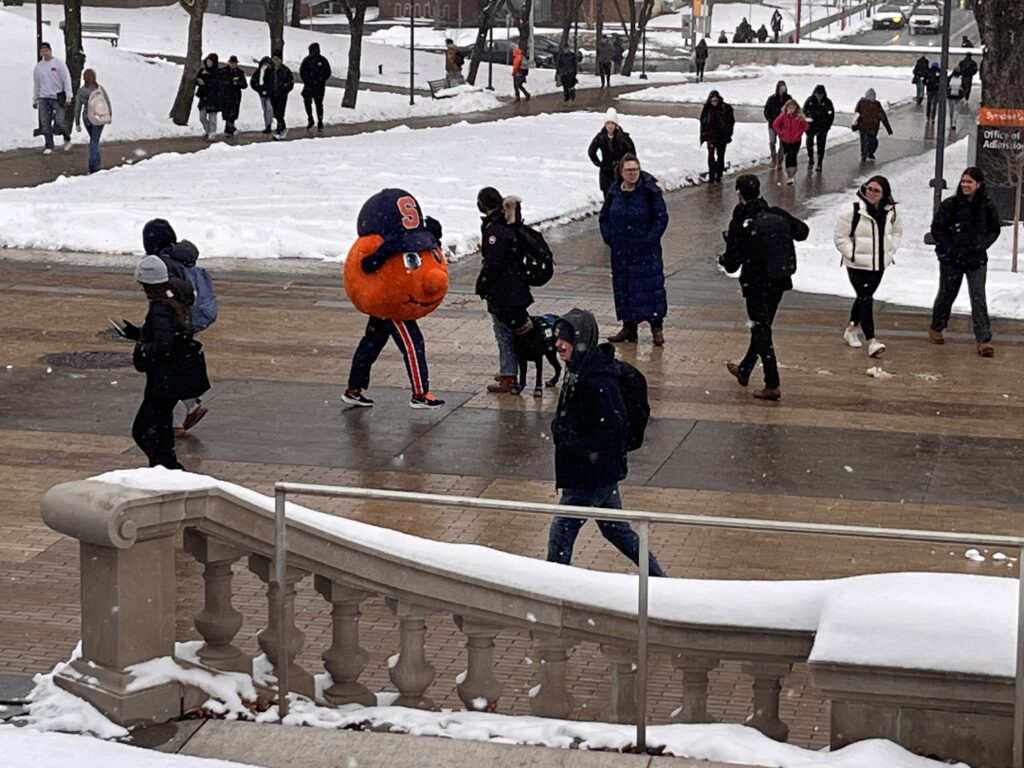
[73, 68, 111, 173]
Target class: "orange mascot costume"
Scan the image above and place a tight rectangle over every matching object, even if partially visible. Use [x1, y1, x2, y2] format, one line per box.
[341, 189, 449, 409]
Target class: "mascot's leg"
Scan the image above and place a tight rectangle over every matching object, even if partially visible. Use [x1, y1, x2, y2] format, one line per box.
[348, 316, 391, 392]
[387, 319, 429, 398]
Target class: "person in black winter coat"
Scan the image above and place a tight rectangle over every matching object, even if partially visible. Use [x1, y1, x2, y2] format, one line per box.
[475, 186, 534, 394]
[250, 56, 275, 133]
[220, 56, 248, 136]
[142, 219, 195, 306]
[720, 174, 809, 400]
[929, 166, 1003, 356]
[756, 24, 769, 43]
[556, 47, 578, 102]
[546, 308, 666, 575]
[195, 53, 222, 140]
[130, 256, 209, 469]
[266, 50, 294, 140]
[958, 52, 978, 99]
[924, 62, 941, 123]
[299, 42, 332, 132]
[588, 108, 637, 195]
[912, 55, 930, 105]
[700, 90, 735, 183]
[802, 84, 834, 172]
[771, 9, 783, 42]
[763, 80, 789, 168]
[693, 38, 708, 82]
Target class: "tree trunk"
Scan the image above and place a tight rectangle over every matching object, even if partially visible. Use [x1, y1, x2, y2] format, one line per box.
[62, 0, 85, 130]
[466, 0, 501, 86]
[594, 0, 603, 72]
[341, 1, 367, 108]
[973, 0, 1024, 108]
[170, 0, 207, 126]
[290, 0, 302, 27]
[621, 0, 653, 77]
[265, 0, 286, 55]
[557, 0, 584, 50]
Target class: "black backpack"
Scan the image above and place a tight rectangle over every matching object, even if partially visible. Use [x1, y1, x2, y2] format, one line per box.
[616, 359, 650, 452]
[515, 223, 555, 287]
[747, 209, 798, 280]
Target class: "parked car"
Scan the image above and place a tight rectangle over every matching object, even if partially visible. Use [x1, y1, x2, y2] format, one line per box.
[908, 5, 942, 34]
[458, 38, 555, 68]
[872, 4, 906, 29]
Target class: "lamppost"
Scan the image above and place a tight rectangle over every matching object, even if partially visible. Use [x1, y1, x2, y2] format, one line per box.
[487, 23, 494, 90]
[928, 0, 955, 222]
[36, 0, 43, 56]
[640, 22, 648, 79]
[409, 3, 415, 105]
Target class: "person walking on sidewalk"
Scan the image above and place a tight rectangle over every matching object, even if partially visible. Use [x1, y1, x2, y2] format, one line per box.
[32, 41, 73, 156]
[833, 175, 903, 359]
[72, 68, 111, 174]
[588, 108, 636, 196]
[771, 9, 783, 42]
[596, 34, 614, 88]
[763, 80, 789, 169]
[802, 84, 834, 173]
[546, 308, 667, 576]
[601, 153, 669, 346]
[958, 52, 978, 99]
[476, 186, 533, 394]
[130, 256, 209, 470]
[772, 99, 808, 186]
[928, 167, 1002, 357]
[756, 24, 769, 44]
[720, 174, 809, 401]
[250, 56, 275, 134]
[445, 39, 465, 86]
[300, 42, 332, 133]
[924, 62, 941, 124]
[853, 88, 892, 162]
[220, 56, 248, 137]
[195, 53, 222, 141]
[946, 68, 967, 134]
[556, 45, 578, 102]
[267, 50, 294, 140]
[693, 37, 708, 83]
[511, 43, 531, 103]
[700, 90, 735, 183]
[912, 55, 930, 105]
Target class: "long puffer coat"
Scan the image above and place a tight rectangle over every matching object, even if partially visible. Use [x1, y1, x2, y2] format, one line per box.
[599, 170, 669, 324]
[833, 191, 903, 271]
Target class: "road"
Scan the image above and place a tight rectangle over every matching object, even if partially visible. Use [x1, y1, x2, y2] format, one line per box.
[833, 2, 979, 48]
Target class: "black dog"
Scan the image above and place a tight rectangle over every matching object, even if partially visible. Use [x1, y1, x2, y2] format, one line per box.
[512, 314, 562, 398]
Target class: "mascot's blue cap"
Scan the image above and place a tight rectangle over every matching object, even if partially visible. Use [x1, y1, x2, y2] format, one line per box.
[357, 188, 438, 257]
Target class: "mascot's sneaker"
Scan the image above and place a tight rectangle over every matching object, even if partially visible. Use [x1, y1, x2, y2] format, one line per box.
[342, 388, 374, 407]
[410, 393, 445, 409]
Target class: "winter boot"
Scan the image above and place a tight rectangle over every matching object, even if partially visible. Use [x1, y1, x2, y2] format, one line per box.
[726, 362, 750, 387]
[977, 341, 995, 357]
[928, 328, 945, 345]
[487, 375, 518, 394]
[651, 325, 665, 347]
[607, 323, 638, 343]
[753, 387, 781, 401]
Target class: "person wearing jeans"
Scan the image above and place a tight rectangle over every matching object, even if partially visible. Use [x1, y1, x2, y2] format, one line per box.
[194, 53, 222, 141]
[853, 88, 892, 161]
[73, 69, 111, 174]
[32, 41, 73, 155]
[546, 308, 666, 576]
[929, 167, 1002, 357]
[250, 56, 275, 133]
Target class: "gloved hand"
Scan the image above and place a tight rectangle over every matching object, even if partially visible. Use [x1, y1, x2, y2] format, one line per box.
[121, 320, 141, 340]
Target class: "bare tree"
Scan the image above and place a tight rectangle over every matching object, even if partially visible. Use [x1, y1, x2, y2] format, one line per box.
[466, 0, 503, 86]
[505, 0, 532, 52]
[62, 0, 85, 93]
[985, 144, 1024, 272]
[973, 0, 1024, 108]
[264, 0, 286, 55]
[620, 0, 654, 77]
[169, 0, 208, 126]
[290, 0, 302, 27]
[338, 0, 371, 107]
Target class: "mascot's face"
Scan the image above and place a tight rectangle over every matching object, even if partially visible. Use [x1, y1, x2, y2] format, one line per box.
[343, 189, 449, 321]
[344, 236, 448, 320]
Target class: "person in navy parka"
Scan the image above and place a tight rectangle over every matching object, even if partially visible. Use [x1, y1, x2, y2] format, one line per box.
[599, 153, 670, 346]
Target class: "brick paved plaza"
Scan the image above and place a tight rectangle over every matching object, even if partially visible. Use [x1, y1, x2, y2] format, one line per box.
[1, 101, 1022, 750]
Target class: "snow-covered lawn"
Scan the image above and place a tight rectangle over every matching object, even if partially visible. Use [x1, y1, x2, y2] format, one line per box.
[623, 64, 913, 114]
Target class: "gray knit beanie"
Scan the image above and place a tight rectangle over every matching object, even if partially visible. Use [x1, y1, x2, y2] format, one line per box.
[134, 255, 169, 284]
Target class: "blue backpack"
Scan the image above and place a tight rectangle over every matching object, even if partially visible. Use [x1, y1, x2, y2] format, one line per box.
[184, 264, 218, 331]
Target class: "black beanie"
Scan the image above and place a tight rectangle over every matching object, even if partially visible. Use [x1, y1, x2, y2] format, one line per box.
[142, 219, 177, 255]
[476, 187, 503, 214]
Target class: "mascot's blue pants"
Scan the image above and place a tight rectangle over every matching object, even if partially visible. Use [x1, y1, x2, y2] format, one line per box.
[348, 316, 430, 397]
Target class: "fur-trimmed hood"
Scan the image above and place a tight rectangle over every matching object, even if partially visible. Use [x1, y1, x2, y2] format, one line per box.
[502, 195, 523, 225]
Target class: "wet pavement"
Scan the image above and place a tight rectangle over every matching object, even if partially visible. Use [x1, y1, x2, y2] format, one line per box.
[1, 82, 1020, 749]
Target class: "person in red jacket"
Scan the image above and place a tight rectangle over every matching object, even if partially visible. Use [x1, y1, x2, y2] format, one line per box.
[772, 99, 808, 186]
[511, 44, 530, 103]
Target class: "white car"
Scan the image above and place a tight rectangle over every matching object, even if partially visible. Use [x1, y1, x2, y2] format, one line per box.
[909, 5, 942, 34]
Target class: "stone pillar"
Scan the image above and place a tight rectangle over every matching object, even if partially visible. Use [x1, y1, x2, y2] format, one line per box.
[183, 531, 250, 674]
[454, 616, 503, 712]
[742, 660, 793, 742]
[600, 645, 637, 724]
[54, 538, 182, 726]
[387, 599, 436, 709]
[314, 576, 375, 707]
[671, 654, 719, 724]
[249, 554, 315, 698]
[529, 633, 576, 719]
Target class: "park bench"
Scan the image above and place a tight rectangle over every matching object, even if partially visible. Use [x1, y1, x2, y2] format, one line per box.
[428, 73, 465, 98]
[59, 21, 121, 47]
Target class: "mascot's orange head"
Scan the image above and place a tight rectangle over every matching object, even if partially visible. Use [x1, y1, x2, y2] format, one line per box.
[343, 188, 449, 321]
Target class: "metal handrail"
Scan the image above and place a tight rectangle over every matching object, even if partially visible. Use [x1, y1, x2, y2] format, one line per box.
[273, 482, 1024, 766]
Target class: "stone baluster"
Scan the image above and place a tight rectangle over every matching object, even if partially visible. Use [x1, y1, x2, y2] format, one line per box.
[387, 599, 436, 709]
[600, 645, 637, 724]
[248, 554, 315, 698]
[313, 576, 375, 707]
[183, 531, 251, 674]
[529, 633, 577, 719]
[742, 661, 793, 742]
[671, 654, 719, 723]
[454, 616, 503, 712]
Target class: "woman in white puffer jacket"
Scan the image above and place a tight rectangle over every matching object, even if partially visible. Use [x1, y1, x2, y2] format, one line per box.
[833, 175, 902, 358]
